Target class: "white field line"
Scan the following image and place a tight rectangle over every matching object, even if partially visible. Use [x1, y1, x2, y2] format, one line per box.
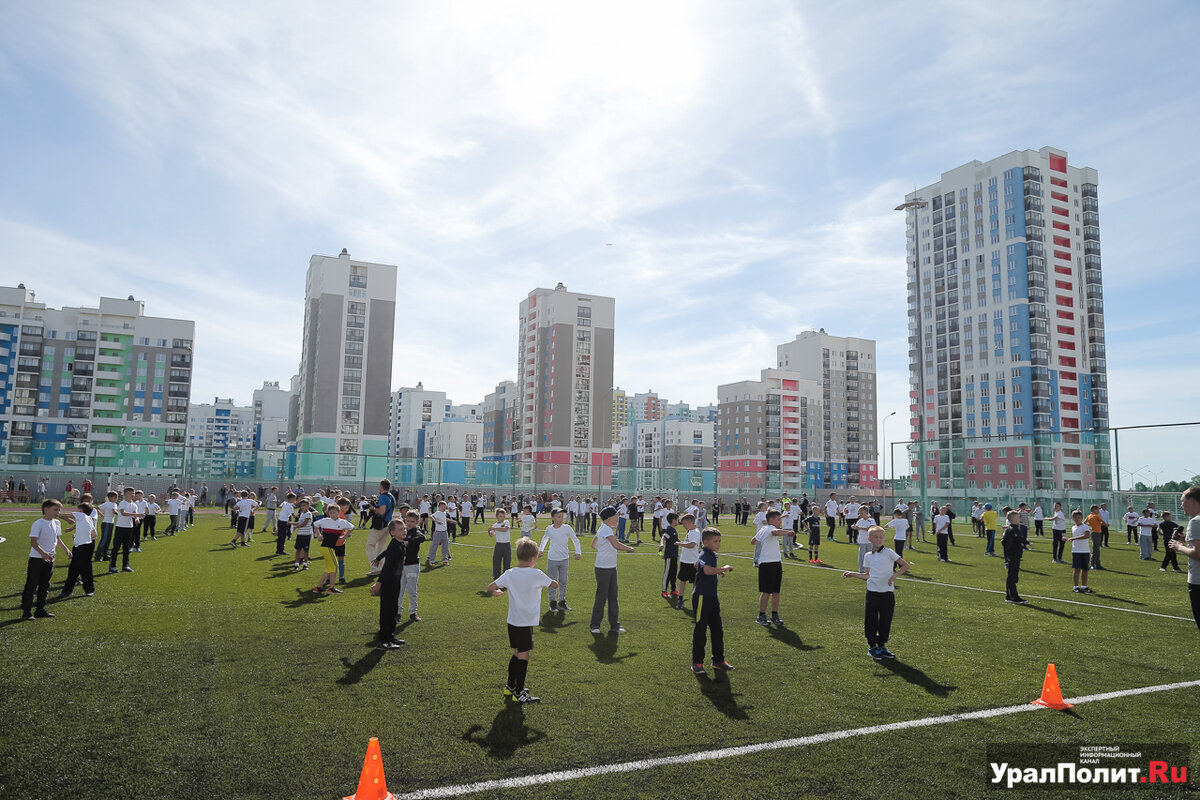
[721, 553, 1194, 622]
[0, 518, 27, 525]
[394, 679, 1200, 800]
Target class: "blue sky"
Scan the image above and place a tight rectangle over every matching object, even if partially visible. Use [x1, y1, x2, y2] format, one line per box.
[1, 1, 1198, 483]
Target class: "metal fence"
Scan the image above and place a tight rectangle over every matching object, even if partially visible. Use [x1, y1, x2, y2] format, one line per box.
[3, 421, 1197, 518]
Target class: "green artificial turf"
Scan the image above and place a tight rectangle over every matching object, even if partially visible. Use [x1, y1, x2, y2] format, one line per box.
[0, 510, 1195, 799]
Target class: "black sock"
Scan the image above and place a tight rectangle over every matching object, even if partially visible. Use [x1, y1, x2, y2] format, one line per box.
[515, 658, 529, 692]
[507, 655, 519, 689]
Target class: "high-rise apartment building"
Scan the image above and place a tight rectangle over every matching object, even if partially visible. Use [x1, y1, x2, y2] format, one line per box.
[716, 369, 823, 493]
[0, 286, 194, 475]
[515, 284, 615, 487]
[903, 147, 1110, 494]
[295, 250, 396, 482]
[777, 330, 879, 490]
[252, 380, 292, 451]
[482, 380, 518, 462]
[187, 397, 256, 479]
[388, 383, 449, 461]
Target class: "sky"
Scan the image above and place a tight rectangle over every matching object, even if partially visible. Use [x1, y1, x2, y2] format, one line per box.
[1, 1, 1198, 483]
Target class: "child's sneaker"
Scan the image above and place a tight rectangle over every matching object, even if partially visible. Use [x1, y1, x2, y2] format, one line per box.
[549, 601, 558, 612]
[712, 661, 734, 671]
[661, 591, 670, 599]
[877, 647, 896, 659]
[559, 603, 572, 611]
[515, 689, 541, 704]
[869, 646, 884, 661]
[771, 614, 785, 627]
[755, 613, 769, 626]
[691, 663, 706, 675]
[1081, 587, 1095, 594]
[590, 626, 602, 634]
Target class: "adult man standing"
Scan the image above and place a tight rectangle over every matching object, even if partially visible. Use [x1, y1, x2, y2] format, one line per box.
[825, 493, 838, 541]
[1167, 486, 1200, 631]
[261, 487, 279, 533]
[365, 479, 396, 576]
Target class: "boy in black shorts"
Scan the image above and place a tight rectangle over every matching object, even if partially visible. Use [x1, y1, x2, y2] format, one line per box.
[658, 512, 680, 600]
[806, 509, 823, 564]
[751, 509, 787, 626]
[292, 497, 313, 570]
[487, 537, 557, 704]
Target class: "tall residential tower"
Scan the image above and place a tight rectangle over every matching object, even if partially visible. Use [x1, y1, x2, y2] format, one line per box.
[515, 284, 615, 488]
[903, 147, 1109, 495]
[295, 250, 396, 482]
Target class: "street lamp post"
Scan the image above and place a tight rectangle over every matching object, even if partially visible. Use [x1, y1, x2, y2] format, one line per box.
[881, 410, 897, 491]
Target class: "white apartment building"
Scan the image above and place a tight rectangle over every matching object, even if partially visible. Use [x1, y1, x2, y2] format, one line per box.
[777, 330, 879, 489]
[294, 250, 396, 481]
[515, 283, 615, 487]
[388, 383, 450, 460]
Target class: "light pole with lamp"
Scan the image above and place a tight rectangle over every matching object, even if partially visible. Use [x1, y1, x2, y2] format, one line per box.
[895, 198, 929, 516]
[881, 410, 897, 495]
[1118, 464, 1147, 492]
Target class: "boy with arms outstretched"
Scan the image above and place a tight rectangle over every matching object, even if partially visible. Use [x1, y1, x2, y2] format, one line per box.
[487, 537, 557, 703]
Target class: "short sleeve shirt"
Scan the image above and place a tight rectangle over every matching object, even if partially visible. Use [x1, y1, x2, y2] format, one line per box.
[863, 548, 900, 592]
[679, 528, 702, 565]
[594, 524, 619, 569]
[494, 567, 553, 626]
[29, 518, 61, 558]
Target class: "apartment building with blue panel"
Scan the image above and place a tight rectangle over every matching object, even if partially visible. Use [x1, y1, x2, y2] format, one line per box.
[903, 147, 1110, 494]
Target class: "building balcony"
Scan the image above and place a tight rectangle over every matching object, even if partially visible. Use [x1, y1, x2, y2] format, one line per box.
[96, 353, 125, 366]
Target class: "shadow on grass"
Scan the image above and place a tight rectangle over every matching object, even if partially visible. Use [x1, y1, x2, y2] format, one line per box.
[0, 616, 33, 629]
[280, 588, 324, 608]
[1088, 593, 1145, 606]
[462, 703, 546, 759]
[876, 660, 958, 698]
[266, 564, 301, 579]
[766, 625, 822, 652]
[538, 613, 577, 634]
[1024, 604, 1081, 620]
[338, 645, 386, 685]
[694, 671, 751, 721]
[589, 631, 637, 664]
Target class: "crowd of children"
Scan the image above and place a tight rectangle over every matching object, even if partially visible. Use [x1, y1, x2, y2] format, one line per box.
[19, 484, 1198, 705]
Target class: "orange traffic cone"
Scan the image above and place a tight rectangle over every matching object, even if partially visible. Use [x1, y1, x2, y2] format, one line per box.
[344, 737, 395, 800]
[1031, 663, 1073, 710]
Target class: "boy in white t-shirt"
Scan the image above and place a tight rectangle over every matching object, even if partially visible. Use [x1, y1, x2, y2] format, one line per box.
[427, 501, 451, 566]
[144, 495, 160, 541]
[487, 537, 557, 704]
[96, 490, 119, 561]
[1124, 505, 1139, 545]
[751, 509, 789, 626]
[60, 496, 98, 597]
[109, 487, 142, 573]
[843, 525, 910, 660]
[853, 506, 875, 572]
[23, 499, 69, 620]
[230, 491, 259, 548]
[886, 509, 910, 563]
[751, 502, 768, 567]
[538, 509, 581, 611]
[1067, 509, 1094, 594]
[489, 509, 514, 580]
[165, 491, 182, 536]
[675, 513, 702, 610]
